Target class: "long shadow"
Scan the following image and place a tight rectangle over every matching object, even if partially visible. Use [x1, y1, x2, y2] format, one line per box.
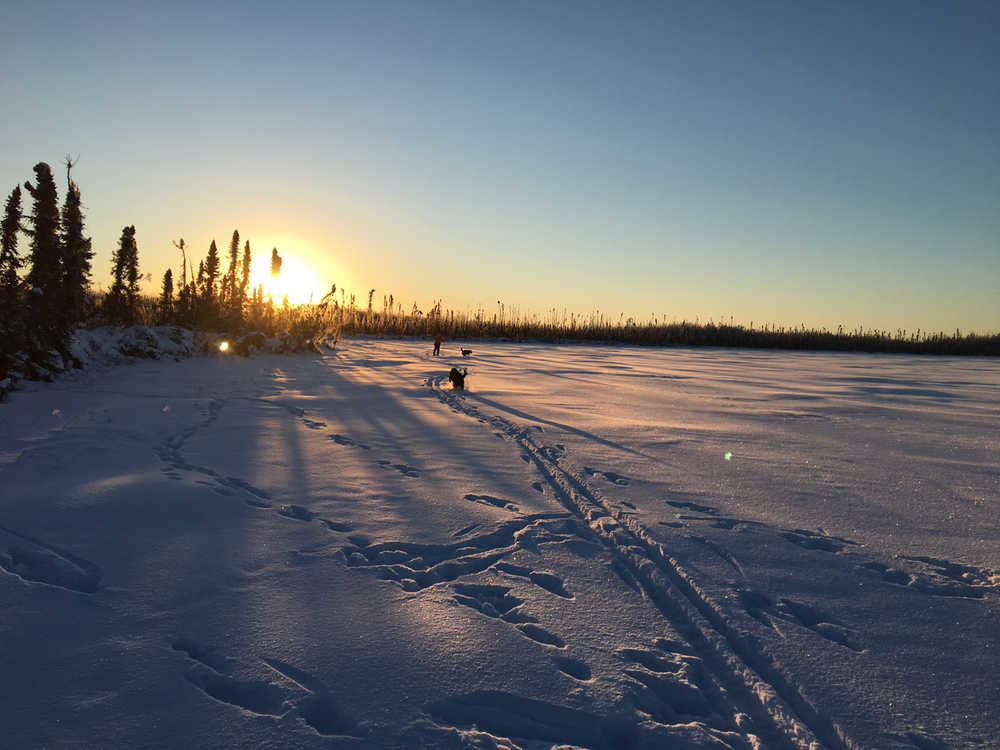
[462, 392, 664, 463]
[315, 364, 541, 515]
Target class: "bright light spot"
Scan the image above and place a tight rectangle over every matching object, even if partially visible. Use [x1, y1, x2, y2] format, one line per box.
[52, 409, 61, 416]
[724, 452, 733, 461]
[249, 251, 322, 305]
[219, 341, 229, 352]
[162, 405, 170, 412]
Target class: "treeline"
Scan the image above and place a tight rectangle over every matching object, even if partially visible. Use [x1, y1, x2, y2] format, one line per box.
[1, 160, 95, 380]
[334, 303, 1000, 356]
[0, 159, 331, 387]
[153, 233, 272, 331]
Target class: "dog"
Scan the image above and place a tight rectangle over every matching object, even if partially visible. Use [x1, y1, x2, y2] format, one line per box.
[448, 367, 468, 390]
[461, 348, 472, 357]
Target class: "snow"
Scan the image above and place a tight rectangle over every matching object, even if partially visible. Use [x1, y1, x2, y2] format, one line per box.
[0, 336, 997, 749]
[69, 325, 198, 365]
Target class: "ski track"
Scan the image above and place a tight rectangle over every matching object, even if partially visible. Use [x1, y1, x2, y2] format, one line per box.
[427, 373, 854, 750]
[425, 369, 998, 748]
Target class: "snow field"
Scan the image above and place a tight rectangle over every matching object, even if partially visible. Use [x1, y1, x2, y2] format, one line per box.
[0, 337, 997, 749]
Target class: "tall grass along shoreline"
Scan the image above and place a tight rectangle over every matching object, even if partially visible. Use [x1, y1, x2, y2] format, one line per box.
[125, 294, 1000, 356]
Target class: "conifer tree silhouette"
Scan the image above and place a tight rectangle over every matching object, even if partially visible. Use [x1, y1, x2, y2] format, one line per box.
[239, 240, 251, 318]
[59, 159, 93, 326]
[0, 185, 22, 316]
[159, 268, 173, 324]
[223, 230, 240, 324]
[106, 225, 139, 325]
[204, 240, 220, 303]
[1, 185, 24, 372]
[23, 163, 66, 351]
[195, 258, 207, 325]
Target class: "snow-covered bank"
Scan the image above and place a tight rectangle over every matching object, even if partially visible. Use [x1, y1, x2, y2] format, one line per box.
[69, 325, 199, 365]
[2, 324, 341, 402]
[0, 326, 197, 402]
[0, 339, 997, 749]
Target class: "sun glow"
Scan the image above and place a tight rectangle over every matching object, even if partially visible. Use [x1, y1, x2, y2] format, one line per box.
[248, 251, 322, 305]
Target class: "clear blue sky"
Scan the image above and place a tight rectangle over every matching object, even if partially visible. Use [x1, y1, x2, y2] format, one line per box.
[2, 0, 998, 332]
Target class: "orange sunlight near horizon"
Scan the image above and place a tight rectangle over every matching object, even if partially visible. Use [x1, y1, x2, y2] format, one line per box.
[248, 251, 325, 306]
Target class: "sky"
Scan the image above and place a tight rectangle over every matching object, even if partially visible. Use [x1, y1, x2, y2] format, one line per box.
[1, 0, 998, 333]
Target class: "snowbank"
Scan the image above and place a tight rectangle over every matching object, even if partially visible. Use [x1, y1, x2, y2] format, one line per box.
[1, 325, 338, 401]
[0, 326, 195, 401]
[69, 325, 198, 366]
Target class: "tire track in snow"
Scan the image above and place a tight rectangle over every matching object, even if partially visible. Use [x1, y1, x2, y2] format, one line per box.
[428, 374, 858, 750]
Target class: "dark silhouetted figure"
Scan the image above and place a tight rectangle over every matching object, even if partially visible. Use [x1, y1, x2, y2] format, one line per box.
[461, 348, 472, 357]
[448, 367, 467, 390]
[433, 334, 443, 356]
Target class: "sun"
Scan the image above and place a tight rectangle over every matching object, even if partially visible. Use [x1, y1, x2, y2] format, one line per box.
[248, 251, 322, 305]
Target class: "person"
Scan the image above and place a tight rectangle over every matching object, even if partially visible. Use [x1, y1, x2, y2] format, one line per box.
[433, 334, 443, 356]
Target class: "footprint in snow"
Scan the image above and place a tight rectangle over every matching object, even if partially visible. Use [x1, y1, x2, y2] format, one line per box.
[175, 640, 355, 735]
[782, 528, 857, 553]
[329, 434, 371, 450]
[552, 655, 592, 681]
[320, 519, 353, 533]
[666, 500, 718, 515]
[464, 493, 519, 512]
[452, 583, 534, 623]
[494, 562, 573, 599]
[0, 524, 102, 594]
[172, 638, 233, 674]
[184, 669, 287, 717]
[377, 460, 421, 478]
[738, 589, 863, 652]
[278, 504, 315, 522]
[451, 523, 481, 538]
[517, 623, 565, 648]
[583, 467, 630, 486]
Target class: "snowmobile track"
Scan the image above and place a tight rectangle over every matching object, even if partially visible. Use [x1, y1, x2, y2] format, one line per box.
[428, 374, 860, 750]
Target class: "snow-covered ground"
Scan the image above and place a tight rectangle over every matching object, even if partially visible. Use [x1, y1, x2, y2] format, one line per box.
[1, 337, 997, 750]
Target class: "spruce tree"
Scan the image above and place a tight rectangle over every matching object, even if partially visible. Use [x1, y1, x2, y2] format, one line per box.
[125, 227, 140, 320]
[106, 225, 139, 325]
[1, 185, 24, 370]
[23, 164, 60, 293]
[224, 230, 240, 324]
[59, 177, 93, 325]
[23, 163, 63, 347]
[204, 240, 220, 312]
[270, 247, 282, 277]
[195, 260, 207, 325]
[0, 185, 23, 315]
[239, 240, 251, 322]
[159, 268, 173, 323]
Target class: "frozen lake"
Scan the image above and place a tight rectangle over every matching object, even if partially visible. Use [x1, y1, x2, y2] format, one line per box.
[1, 337, 997, 749]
